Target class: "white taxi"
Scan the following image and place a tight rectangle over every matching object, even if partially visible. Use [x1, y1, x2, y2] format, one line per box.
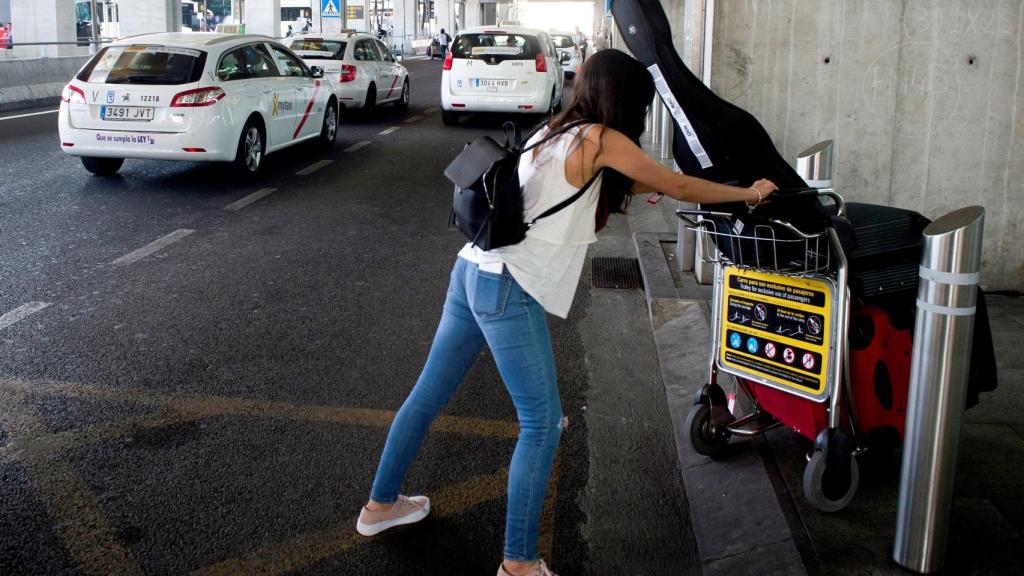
[283, 33, 409, 112]
[58, 32, 339, 177]
[550, 32, 582, 79]
[440, 26, 565, 126]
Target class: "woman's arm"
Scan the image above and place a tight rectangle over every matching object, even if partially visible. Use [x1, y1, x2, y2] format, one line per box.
[583, 126, 777, 205]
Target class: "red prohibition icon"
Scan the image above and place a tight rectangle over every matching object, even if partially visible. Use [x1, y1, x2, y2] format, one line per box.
[802, 353, 816, 370]
[764, 342, 777, 358]
[783, 347, 795, 364]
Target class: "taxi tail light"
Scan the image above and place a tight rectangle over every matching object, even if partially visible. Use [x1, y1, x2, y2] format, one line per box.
[61, 84, 86, 104]
[339, 64, 357, 83]
[443, 51, 454, 71]
[535, 53, 547, 73]
[171, 86, 225, 107]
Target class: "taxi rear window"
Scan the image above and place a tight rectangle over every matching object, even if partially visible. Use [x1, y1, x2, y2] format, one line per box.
[551, 36, 575, 49]
[451, 33, 540, 62]
[77, 46, 207, 85]
[286, 39, 346, 59]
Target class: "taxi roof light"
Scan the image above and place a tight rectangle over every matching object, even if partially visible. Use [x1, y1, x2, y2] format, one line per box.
[171, 86, 225, 107]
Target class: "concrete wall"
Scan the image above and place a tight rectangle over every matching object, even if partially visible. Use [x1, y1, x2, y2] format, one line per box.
[0, 54, 88, 111]
[709, 0, 1024, 290]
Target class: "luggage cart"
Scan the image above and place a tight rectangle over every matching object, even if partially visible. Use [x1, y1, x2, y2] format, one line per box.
[678, 189, 862, 512]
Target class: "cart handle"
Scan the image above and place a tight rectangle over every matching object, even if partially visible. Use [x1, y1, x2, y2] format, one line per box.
[674, 188, 846, 228]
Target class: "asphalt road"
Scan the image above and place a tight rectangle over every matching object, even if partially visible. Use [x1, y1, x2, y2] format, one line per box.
[0, 59, 696, 576]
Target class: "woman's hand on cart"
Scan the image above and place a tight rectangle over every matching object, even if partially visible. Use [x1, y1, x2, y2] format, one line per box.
[748, 178, 778, 209]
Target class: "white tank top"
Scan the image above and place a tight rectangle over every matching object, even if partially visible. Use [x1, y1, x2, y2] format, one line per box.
[458, 124, 603, 318]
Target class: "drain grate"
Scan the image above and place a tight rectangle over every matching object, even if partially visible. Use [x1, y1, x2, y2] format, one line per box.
[591, 257, 644, 289]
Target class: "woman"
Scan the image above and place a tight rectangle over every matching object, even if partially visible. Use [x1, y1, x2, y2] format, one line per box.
[357, 49, 777, 576]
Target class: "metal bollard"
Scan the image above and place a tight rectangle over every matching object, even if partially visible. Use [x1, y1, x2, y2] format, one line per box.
[659, 103, 674, 160]
[649, 97, 662, 145]
[893, 206, 985, 574]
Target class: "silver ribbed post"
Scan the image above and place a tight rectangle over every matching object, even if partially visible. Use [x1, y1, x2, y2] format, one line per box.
[893, 206, 985, 574]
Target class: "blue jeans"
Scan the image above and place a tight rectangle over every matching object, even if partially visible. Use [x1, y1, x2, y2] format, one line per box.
[370, 257, 563, 562]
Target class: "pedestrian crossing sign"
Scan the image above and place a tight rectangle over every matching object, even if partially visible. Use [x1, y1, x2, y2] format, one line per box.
[322, 0, 340, 18]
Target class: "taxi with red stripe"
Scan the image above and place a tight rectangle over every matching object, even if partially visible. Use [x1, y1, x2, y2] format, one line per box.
[58, 32, 339, 177]
[283, 32, 409, 113]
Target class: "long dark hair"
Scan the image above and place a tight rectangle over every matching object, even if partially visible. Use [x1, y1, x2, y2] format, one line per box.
[548, 49, 656, 231]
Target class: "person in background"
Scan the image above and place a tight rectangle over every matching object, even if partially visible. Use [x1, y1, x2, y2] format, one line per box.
[0, 23, 8, 51]
[286, 24, 294, 37]
[354, 49, 777, 576]
[436, 28, 451, 60]
[299, 11, 312, 33]
[593, 26, 608, 52]
[571, 26, 587, 61]
[4, 22, 12, 50]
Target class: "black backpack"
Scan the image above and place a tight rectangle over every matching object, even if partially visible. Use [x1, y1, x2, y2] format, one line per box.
[444, 121, 600, 251]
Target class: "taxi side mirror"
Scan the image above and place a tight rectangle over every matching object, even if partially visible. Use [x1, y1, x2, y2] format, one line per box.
[559, 52, 571, 64]
[310, 66, 325, 78]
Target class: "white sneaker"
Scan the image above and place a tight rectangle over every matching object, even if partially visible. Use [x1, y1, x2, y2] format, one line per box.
[355, 495, 430, 536]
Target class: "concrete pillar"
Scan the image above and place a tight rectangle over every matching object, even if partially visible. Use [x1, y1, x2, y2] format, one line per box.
[464, 0, 480, 29]
[117, 0, 181, 38]
[244, 0, 281, 37]
[391, 0, 417, 51]
[10, 0, 84, 58]
[434, 0, 452, 37]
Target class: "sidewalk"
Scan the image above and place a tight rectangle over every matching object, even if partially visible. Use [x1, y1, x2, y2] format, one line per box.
[627, 154, 1024, 575]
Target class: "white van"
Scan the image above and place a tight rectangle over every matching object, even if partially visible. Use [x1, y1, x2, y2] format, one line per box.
[440, 26, 564, 126]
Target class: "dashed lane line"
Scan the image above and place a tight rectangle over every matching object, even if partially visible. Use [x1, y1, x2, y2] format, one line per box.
[0, 385, 145, 576]
[111, 229, 194, 266]
[344, 140, 371, 152]
[295, 159, 334, 176]
[192, 468, 512, 576]
[403, 115, 423, 124]
[0, 302, 51, 332]
[0, 109, 58, 121]
[378, 126, 400, 135]
[225, 187, 278, 212]
[424, 107, 439, 114]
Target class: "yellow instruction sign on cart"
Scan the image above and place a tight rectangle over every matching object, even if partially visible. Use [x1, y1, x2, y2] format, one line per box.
[718, 268, 835, 401]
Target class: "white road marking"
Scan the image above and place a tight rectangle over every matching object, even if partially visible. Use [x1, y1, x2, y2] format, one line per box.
[0, 302, 51, 332]
[0, 109, 58, 121]
[403, 115, 423, 124]
[379, 126, 400, 135]
[111, 229, 194, 266]
[344, 140, 371, 152]
[296, 159, 334, 176]
[225, 188, 278, 212]
[424, 107, 439, 114]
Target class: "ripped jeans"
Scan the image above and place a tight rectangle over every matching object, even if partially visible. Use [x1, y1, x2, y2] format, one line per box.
[370, 256, 563, 562]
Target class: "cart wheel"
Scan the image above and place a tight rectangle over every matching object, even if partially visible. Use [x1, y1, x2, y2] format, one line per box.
[686, 402, 731, 458]
[803, 449, 859, 512]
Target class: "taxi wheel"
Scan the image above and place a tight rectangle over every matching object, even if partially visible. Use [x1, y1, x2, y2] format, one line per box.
[234, 121, 264, 176]
[395, 79, 410, 111]
[320, 101, 338, 146]
[81, 157, 124, 177]
[364, 84, 376, 112]
[441, 109, 460, 126]
[550, 89, 562, 115]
